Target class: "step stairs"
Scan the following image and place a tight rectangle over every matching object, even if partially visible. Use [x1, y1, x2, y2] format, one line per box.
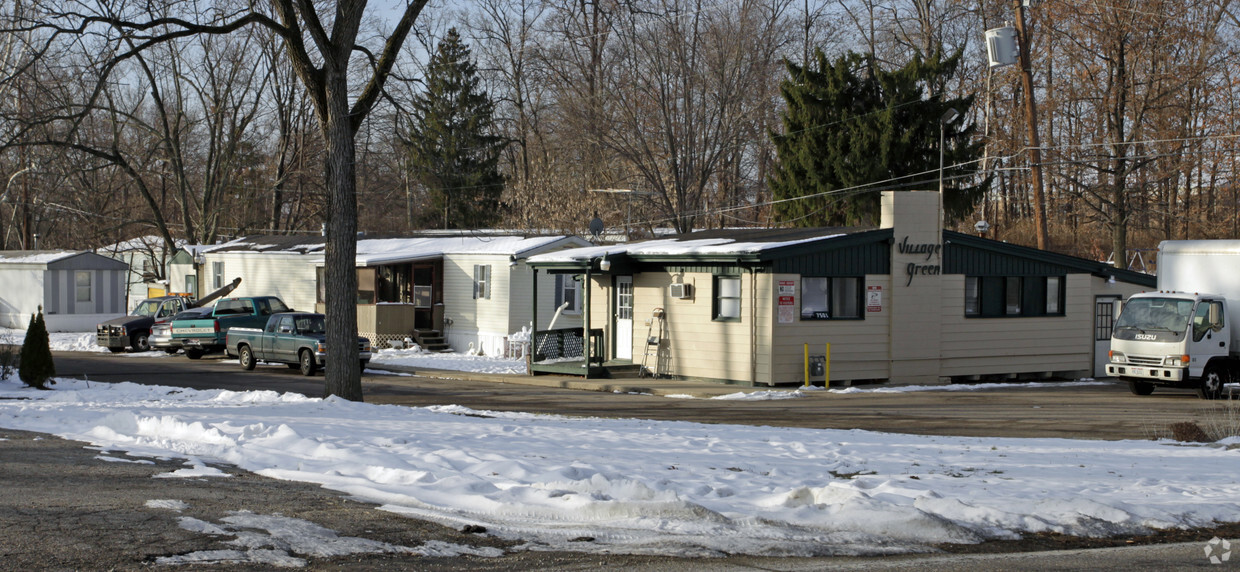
[412, 330, 453, 353]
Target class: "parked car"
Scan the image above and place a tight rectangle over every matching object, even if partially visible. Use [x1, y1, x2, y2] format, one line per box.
[170, 296, 291, 359]
[95, 278, 241, 353]
[225, 312, 372, 376]
[150, 307, 213, 354]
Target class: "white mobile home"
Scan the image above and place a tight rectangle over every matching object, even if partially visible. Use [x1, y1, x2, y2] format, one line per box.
[97, 235, 184, 311]
[180, 233, 591, 355]
[527, 191, 1155, 386]
[0, 250, 128, 332]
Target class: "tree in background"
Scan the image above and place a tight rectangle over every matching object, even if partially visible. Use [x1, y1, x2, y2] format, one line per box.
[18, 306, 54, 390]
[769, 49, 987, 227]
[404, 29, 507, 230]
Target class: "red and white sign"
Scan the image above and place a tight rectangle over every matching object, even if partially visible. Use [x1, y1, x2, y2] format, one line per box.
[866, 285, 883, 312]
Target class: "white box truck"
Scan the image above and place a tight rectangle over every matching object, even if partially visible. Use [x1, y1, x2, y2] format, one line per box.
[1106, 240, 1240, 399]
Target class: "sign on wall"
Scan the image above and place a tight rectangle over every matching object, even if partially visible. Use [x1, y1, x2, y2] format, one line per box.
[867, 285, 883, 312]
[778, 280, 795, 323]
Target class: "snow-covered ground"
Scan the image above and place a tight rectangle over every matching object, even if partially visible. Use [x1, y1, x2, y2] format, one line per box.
[2, 328, 1239, 560]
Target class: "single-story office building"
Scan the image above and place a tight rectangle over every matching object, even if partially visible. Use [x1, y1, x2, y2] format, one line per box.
[525, 191, 1155, 386]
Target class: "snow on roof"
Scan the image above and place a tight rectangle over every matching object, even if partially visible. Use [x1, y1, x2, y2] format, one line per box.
[0, 250, 83, 264]
[528, 228, 855, 264]
[97, 235, 184, 253]
[188, 234, 588, 265]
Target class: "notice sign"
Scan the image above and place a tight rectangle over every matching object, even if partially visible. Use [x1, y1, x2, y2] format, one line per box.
[778, 280, 796, 323]
[866, 285, 883, 312]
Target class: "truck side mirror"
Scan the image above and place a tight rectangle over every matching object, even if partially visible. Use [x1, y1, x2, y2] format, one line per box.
[1113, 299, 1125, 319]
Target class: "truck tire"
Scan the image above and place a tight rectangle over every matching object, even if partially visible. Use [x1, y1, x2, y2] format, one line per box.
[238, 345, 256, 370]
[299, 350, 317, 376]
[130, 332, 150, 352]
[1127, 380, 1155, 396]
[1198, 364, 1227, 400]
[185, 349, 205, 360]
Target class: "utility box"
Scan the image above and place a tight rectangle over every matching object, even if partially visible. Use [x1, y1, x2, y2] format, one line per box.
[809, 355, 826, 377]
[985, 26, 1018, 68]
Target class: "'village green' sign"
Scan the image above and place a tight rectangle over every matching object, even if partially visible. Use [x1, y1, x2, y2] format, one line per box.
[898, 236, 941, 286]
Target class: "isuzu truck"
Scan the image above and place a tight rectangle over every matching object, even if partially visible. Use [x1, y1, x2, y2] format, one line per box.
[1106, 240, 1240, 399]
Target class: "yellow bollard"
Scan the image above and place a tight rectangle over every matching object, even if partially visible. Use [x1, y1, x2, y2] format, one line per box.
[803, 343, 809, 387]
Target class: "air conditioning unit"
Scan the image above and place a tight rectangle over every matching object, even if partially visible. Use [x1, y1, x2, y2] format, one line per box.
[669, 283, 691, 299]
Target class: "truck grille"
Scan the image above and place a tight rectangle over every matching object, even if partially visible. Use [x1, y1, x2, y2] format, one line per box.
[1127, 356, 1163, 366]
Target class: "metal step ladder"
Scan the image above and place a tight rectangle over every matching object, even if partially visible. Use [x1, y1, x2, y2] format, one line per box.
[639, 308, 665, 378]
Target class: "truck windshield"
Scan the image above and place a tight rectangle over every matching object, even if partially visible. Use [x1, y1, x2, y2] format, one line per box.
[133, 300, 162, 318]
[1115, 297, 1195, 335]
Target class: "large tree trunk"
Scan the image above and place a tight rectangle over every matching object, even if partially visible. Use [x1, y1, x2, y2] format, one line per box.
[322, 72, 362, 402]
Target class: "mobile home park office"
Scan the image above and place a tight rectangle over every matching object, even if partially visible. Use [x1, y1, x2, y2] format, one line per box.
[526, 191, 1155, 387]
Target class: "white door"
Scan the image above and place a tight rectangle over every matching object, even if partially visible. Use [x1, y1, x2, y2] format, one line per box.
[1094, 296, 1120, 377]
[616, 276, 633, 360]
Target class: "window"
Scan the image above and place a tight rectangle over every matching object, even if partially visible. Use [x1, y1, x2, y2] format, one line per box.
[473, 265, 491, 300]
[1193, 300, 1225, 342]
[1005, 277, 1023, 315]
[212, 261, 224, 289]
[801, 277, 863, 320]
[554, 274, 581, 314]
[1046, 276, 1062, 315]
[714, 276, 741, 321]
[967, 275, 1066, 318]
[75, 271, 92, 302]
[185, 274, 197, 299]
[965, 276, 981, 316]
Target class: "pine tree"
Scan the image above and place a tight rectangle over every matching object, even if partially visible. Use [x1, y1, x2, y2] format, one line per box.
[769, 49, 989, 227]
[18, 306, 55, 390]
[403, 28, 507, 230]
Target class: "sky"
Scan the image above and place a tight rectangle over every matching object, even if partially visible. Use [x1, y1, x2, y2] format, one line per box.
[1, 330, 1238, 566]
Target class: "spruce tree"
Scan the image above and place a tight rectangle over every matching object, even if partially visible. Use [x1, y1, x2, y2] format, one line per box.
[769, 49, 989, 227]
[403, 28, 507, 230]
[18, 306, 55, 389]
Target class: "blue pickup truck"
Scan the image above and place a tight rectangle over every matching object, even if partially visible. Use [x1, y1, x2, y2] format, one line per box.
[225, 312, 372, 375]
[170, 296, 291, 359]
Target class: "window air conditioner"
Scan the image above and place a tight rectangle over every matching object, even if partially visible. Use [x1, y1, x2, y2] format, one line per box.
[669, 283, 691, 299]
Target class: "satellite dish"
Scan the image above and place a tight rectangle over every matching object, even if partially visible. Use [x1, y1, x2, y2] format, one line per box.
[588, 212, 605, 241]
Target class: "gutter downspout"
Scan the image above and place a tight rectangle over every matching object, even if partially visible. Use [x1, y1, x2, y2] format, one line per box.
[750, 267, 758, 385]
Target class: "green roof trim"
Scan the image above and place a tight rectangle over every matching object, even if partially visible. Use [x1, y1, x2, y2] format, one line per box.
[943, 231, 1155, 287]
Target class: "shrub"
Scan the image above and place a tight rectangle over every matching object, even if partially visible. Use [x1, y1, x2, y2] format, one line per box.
[18, 307, 55, 389]
[1168, 421, 1211, 443]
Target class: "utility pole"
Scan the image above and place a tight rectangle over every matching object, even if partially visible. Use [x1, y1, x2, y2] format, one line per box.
[1014, 0, 1049, 250]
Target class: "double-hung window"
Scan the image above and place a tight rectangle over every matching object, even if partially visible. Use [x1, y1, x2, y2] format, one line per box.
[473, 265, 491, 299]
[714, 276, 742, 321]
[554, 274, 581, 314]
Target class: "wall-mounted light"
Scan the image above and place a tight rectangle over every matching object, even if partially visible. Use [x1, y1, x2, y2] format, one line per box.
[599, 253, 611, 272]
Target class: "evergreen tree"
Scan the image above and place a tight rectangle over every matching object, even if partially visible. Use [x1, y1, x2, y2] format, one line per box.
[404, 28, 507, 230]
[769, 49, 989, 227]
[18, 306, 55, 390]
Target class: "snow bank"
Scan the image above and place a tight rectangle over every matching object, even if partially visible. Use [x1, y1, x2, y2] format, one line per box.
[0, 376, 1237, 557]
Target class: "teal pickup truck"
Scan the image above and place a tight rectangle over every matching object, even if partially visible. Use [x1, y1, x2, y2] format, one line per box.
[170, 296, 291, 359]
[224, 312, 372, 376]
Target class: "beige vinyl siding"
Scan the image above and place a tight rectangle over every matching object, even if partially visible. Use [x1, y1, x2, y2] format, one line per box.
[939, 274, 1093, 376]
[443, 255, 510, 354]
[768, 275, 892, 385]
[525, 268, 584, 332]
[624, 271, 758, 383]
[205, 253, 317, 310]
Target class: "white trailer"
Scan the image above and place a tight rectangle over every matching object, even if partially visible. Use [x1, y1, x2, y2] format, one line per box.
[1106, 240, 1240, 399]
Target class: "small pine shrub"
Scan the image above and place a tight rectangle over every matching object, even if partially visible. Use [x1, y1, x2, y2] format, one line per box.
[18, 307, 55, 389]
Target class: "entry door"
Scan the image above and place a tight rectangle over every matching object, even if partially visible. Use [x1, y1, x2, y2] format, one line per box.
[1094, 296, 1120, 377]
[615, 276, 634, 360]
